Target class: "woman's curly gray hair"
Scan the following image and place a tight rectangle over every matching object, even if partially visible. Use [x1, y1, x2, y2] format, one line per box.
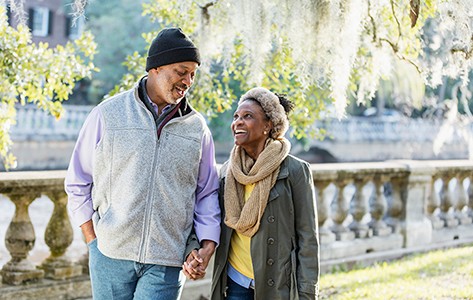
[239, 87, 289, 139]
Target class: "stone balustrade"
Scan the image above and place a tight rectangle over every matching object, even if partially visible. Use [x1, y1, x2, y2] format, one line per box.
[11, 105, 470, 144]
[1, 160, 473, 299]
[11, 105, 92, 141]
[0, 171, 83, 285]
[315, 160, 473, 267]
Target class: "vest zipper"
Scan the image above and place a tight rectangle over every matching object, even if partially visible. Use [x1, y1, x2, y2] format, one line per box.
[138, 117, 180, 262]
[135, 83, 188, 262]
[137, 115, 160, 263]
[137, 114, 182, 262]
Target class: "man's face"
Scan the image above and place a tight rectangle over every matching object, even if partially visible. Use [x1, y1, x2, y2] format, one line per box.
[147, 61, 198, 110]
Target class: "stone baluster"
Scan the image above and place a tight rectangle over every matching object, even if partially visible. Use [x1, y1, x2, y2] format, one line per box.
[453, 174, 472, 225]
[400, 163, 435, 248]
[33, 108, 42, 129]
[468, 176, 473, 219]
[426, 176, 444, 229]
[16, 108, 25, 128]
[348, 177, 371, 238]
[25, 108, 34, 132]
[385, 176, 406, 233]
[47, 113, 55, 134]
[330, 179, 355, 241]
[69, 109, 79, 131]
[1, 192, 44, 285]
[38, 191, 82, 280]
[438, 175, 459, 227]
[368, 175, 391, 236]
[314, 180, 336, 244]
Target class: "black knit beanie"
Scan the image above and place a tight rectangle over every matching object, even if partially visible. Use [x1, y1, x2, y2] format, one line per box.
[145, 28, 201, 72]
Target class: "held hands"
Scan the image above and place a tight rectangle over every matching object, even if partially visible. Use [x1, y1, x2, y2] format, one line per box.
[182, 240, 216, 280]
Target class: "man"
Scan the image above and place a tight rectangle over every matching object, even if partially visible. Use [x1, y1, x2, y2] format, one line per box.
[65, 27, 220, 300]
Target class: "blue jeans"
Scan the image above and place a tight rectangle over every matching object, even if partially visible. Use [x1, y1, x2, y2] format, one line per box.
[88, 239, 184, 300]
[226, 276, 254, 300]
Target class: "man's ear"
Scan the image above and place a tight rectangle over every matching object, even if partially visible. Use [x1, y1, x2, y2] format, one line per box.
[150, 67, 161, 75]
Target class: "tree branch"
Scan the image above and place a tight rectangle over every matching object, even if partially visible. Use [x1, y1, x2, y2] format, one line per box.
[397, 55, 422, 74]
[367, 1, 377, 43]
[380, 38, 398, 52]
[197, 0, 218, 24]
[380, 38, 421, 74]
[451, 35, 473, 59]
[197, 0, 218, 10]
[390, 0, 402, 46]
[409, 0, 420, 28]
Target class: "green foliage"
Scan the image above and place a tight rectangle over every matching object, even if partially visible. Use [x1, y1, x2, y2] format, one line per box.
[0, 6, 96, 169]
[110, 0, 237, 118]
[112, 1, 336, 142]
[351, 0, 438, 107]
[111, 0, 472, 144]
[141, 0, 198, 35]
[320, 245, 473, 299]
[84, 0, 154, 102]
[260, 42, 332, 140]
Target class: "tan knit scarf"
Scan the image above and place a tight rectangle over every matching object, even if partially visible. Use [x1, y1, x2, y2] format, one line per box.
[224, 138, 291, 237]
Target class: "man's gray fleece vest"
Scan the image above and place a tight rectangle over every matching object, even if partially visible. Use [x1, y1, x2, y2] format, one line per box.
[91, 86, 206, 267]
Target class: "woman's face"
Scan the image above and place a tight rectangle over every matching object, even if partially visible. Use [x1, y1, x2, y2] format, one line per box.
[231, 100, 271, 158]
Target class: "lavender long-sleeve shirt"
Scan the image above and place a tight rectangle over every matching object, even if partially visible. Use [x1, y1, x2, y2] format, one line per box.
[65, 97, 221, 245]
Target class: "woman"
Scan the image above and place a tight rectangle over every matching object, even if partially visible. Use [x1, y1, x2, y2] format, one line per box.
[210, 87, 319, 300]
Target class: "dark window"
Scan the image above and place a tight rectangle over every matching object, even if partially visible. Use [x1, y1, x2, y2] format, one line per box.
[6, 5, 11, 25]
[66, 15, 84, 39]
[29, 7, 51, 37]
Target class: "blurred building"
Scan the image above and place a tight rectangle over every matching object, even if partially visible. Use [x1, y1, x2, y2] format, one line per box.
[6, 0, 84, 46]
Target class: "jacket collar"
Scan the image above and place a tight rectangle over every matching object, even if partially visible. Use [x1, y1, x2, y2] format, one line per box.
[276, 157, 289, 180]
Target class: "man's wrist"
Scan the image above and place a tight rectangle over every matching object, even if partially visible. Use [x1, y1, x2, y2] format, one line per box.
[80, 219, 96, 243]
[200, 240, 216, 253]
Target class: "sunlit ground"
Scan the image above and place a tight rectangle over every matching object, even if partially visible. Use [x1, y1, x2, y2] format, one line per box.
[320, 244, 473, 299]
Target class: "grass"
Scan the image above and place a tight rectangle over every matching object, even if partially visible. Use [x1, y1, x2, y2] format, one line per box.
[319, 244, 473, 299]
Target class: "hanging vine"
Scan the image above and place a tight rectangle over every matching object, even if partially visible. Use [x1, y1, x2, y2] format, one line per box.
[4, 0, 473, 144]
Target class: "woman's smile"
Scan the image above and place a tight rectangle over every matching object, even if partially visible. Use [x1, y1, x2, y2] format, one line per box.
[234, 129, 247, 137]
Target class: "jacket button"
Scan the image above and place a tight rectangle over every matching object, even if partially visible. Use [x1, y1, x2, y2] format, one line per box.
[267, 238, 275, 245]
[267, 279, 275, 286]
[267, 258, 274, 266]
[267, 215, 275, 223]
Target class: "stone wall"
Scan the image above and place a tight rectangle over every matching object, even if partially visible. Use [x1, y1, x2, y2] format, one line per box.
[9, 105, 473, 171]
[1, 161, 473, 299]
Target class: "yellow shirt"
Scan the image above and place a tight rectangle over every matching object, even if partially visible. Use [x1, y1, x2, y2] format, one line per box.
[228, 183, 255, 279]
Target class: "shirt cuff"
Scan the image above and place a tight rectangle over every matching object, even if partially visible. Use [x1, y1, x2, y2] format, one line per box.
[70, 198, 95, 227]
[195, 224, 220, 246]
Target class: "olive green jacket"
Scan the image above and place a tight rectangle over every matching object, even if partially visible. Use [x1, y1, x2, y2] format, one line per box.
[211, 155, 319, 300]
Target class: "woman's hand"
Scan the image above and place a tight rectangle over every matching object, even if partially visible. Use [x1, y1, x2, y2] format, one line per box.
[182, 240, 216, 280]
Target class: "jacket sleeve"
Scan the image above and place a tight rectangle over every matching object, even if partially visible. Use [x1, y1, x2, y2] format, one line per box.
[291, 161, 320, 299]
[184, 228, 200, 260]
